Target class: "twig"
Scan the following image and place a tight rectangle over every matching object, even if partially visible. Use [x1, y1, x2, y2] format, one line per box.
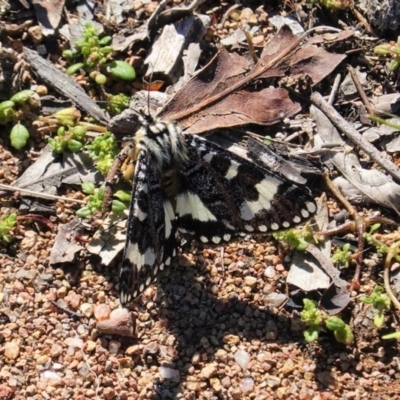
[50, 301, 82, 319]
[311, 92, 400, 184]
[220, 3, 241, 26]
[383, 242, 400, 312]
[328, 73, 341, 105]
[348, 66, 374, 116]
[0, 183, 86, 204]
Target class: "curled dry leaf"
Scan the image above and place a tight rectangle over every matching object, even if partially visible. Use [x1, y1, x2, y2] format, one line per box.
[96, 308, 136, 337]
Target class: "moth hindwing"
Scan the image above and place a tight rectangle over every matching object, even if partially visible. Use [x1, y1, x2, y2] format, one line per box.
[119, 115, 316, 305]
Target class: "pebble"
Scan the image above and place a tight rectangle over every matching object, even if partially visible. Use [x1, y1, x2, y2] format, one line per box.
[109, 340, 122, 355]
[40, 371, 63, 386]
[200, 363, 218, 379]
[244, 276, 257, 288]
[223, 334, 240, 345]
[210, 378, 222, 392]
[186, 381, 202, 391]
[234, 349, 250, 370]
[0, 384, 14, 400]
[4, 342, 20, 360]
[263, 293, 287, 308]
[65, 337, 84, 349]
[80, 303, 94, 317]
[240, 376, 254, 393]
[94, 304, 111, 321]
[51, 344, 63, 358]
[264, 265, 276, 278]
[159, 367, 180, 382]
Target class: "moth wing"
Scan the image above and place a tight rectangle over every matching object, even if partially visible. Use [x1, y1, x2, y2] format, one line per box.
[176, 135, 316, 244]
[119, 150, 177, 305]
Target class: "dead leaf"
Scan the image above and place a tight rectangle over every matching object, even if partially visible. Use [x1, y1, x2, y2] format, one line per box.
[50, 220, 83, 265]
[157, 26, 346, 134]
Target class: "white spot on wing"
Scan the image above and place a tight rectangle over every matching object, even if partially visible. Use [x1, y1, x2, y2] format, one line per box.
[239, 177, 280, 220]
[224, 163, 239, 180]
[282, 221, 290, 228]
[223, 234, 231, 241]
[146, 276, 152, 285]
[176, 193, 217, 222]
[293, 216, 301, 223]
[164, 200, 175, 238]
[301, 209, 310, 218]
[203, 153, 213, 163]
[212, 236, 221, 244]
[245, 225, 254, 232]
[165, 257, 171, 266]
[258, 225, 267, 232]
[200, 236, 209, 243]
[306, 201, 316, 213]
[271, 223, 279, 230]
[124, 243, 157, 271]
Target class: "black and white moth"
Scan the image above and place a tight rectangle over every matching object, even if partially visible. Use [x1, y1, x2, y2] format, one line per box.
[119, 114, 317, 306]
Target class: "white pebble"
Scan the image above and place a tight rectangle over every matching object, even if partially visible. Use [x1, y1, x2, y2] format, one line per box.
[234, 349, 250, 370]
[240, 377, 254, 393]
[159, 367, 180, 382]
[264, 266, 276, 278]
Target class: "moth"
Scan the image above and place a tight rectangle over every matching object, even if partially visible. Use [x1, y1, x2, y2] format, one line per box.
[118, 113, 317, 306]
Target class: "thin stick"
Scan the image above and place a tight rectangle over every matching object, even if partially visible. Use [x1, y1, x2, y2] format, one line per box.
[348, 66, 374, 116]
[311, 92, 400, 183]
[328, 73, 341, 105]
[0, 183, 86, 204]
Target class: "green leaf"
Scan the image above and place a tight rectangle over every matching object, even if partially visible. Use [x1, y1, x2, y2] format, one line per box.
[106, 61, 136, 81]
[326, 316, 346, 331]
[111, 200, 126, 213]
[304, 328, 319, 343]
[95, 73, 107, 85]
[66, 63, 85, 76]
[333, 325, 354, 345]
[374, 312, 385, 329]
[81, 182, 95, 194]
[76, 207, 91, 218]
[99, 36, 112, 46]
[67, 140, 83, 152]
[382, 331, 400, 340]
[113, 190, 131, 202]
[10, 123, 30, 150]
[10, 90, 34, 105]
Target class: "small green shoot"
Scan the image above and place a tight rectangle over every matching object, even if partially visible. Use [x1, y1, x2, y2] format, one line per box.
[0, 213, 17, 243]
[331, 243, 352, 268]
[85, 131, 119, 175]
[300, 299, 354, 345]
[76, 184, 105, 217]
[374, 37, 400, 72]
[63, 22, 136, 85]
[106, 93, 130, 114]
[360, 286, 391, 329]
[0, 90, 38, 150]
[274, 224, 318, 251]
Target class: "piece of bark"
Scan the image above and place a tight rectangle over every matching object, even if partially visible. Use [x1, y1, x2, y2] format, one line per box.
[24, 47, 110, 125]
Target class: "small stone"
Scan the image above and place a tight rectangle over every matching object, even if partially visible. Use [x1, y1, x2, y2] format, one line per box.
[210, 378, 222, 392]
[230, 387, 242, 400]
[191, 352, 200, 365]
[4, 342, 20, 360]
[80, 303, 94, 317]
[86, 341, 96, 352]
[265, 375, 281, 388]
[66, 294, 82, 309]
[159, 367, 180, 382]
[0, 384, 14, 400]
[103, 387, 116, 400]
[222, 334, 240, 345]
[94, 304, 111, 321]
[264, 266, 276, 278]
[64, 337, 84, 349]
[109, 340, 121, 355]
[214, 349, 228, 363]
[186, 381, 202, 391]
[234, 349, 250, 370]
[126, 345, 141, 356]
[144, 341, 159, 354]
[200, 363, 218, 379]
[263, 293, 287, 308]
[51, 344, 63, 358]
[40, 371, 63, 386]
[244, 276, 257, 288]
[240, 377, 254, 393]
[221, 376, 231, 388]
[28, 25, 43, 43]
[36, 355, 50, 365]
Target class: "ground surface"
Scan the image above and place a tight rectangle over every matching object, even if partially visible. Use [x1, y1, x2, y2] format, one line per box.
[0, 0, 400, 399]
